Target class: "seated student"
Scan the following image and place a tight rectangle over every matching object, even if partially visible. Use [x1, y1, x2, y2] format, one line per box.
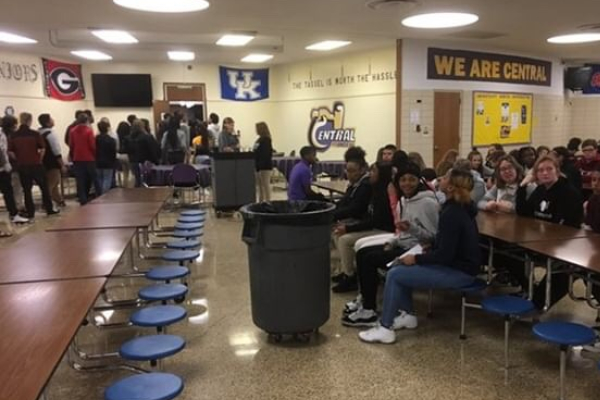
[518, 146, 537, 176]
[358, 169, 480, 343]
[287, 146, 324, 201]
[468, 150, 493, 180]
[341, 162, 439, 325]
[583, 166, 600, 353]
[407, 152, 426, 171]
[376, 144, 397, 163]
[576, 139, 600, 190]
[552, 146, 582, 194]
[537, 145, 550, 158]
[485, 143, 504, 170]
[332, 162, 395, 293]
[333, 147, 372, 222]
[478, 155, 524, 213]
[516, 155, 583, 309]
[454, 159, 485, 203]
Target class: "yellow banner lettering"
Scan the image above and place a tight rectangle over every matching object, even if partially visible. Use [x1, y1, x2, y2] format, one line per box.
[470, 59, 481, 78]
[434, 55, 454, 75]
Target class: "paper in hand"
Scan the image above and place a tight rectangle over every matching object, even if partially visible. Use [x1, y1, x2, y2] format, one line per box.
[386, 244, 424, 267]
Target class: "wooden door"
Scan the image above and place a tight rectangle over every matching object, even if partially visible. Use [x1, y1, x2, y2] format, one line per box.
[152, 100, 170, 136]
[433, 92, 461, 167]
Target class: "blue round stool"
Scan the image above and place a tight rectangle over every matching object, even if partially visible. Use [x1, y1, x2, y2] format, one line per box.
[174, 222, 204, 231]
[166, 239, 201, 250]
[139, 284, 188, 304]
[120, 334, 186, 365]
[146, 266, 190, 283]
[162, 250, 199, 266]
[178, 215, 205, 223]
[481, 295, 535, 369]
[172, 229, 203, 239]
[105, 372, 183, 400]
[131, 305, 187, 333]
[180, 209, 206, 217]
[533, 321, 596, 400]
[458, 279, 488, 340]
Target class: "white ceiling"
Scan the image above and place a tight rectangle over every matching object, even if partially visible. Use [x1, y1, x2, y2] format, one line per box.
[2, 0, 600, 65]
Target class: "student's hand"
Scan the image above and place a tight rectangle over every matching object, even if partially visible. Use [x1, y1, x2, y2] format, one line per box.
[484, 201, 498, 212]
[383, 243, 393, 252]
[520, 173, 535, 187]
[334, 224, 347, 236]
[400, 254, 416, 266]
[396, 220, 410, 232]
[496, 201, 513, 213]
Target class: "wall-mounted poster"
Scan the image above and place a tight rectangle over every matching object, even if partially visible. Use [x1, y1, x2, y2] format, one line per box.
[472, 91, 533, 147]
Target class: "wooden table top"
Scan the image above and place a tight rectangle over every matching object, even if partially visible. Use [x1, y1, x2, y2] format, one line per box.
[91, 187, 172, 204]
[518, 236, 600, 274]
[0, 278, 106, 400]
[0, 229, 135, 284]
[312, 180, 348, 195]
[476, 211, 597, 243]
[47, 202, 164, 231]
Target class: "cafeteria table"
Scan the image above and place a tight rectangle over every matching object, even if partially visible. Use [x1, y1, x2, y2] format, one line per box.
[91, 187, 173, 204]
[0, 278, 106, 400]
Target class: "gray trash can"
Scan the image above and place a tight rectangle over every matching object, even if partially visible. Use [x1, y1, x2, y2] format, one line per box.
[241, 201, 335, 338]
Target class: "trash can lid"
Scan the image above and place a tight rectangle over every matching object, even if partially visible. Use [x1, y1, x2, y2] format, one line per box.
[240, 201, 335, 225]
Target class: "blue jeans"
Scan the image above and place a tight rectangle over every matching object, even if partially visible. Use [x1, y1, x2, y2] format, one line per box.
[380, 264, 475, 328]
[96, 168, 114, 195]
[72, 161, 98, 205]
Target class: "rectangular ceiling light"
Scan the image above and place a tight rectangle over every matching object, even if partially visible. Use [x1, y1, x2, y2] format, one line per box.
[71, 50, 113, 60]
[305, 40, 351, 51]
[216, 34, 254, 47]
[168, 51, 195, 61]
[92, 30, 138, 44]
[0, 31, 37, 44]
[241, 54, 273, 63]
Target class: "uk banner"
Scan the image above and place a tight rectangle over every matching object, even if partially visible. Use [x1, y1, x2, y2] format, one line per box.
[42, 58, 86, 101]
[219, 66, 269, 101]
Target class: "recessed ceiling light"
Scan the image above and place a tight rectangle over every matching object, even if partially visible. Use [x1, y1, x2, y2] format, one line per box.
[113, 0, 209, 13]
[216, 34, 255, 47]
[305, 40, 352, 51]
[401, 12, 479, 29]
[71, 50, 113, 61]
[92, 30, 138, 44]
[547, 33, 600, 44]
[0, 31, 37, 44]
[168, 51, 195, 61]
[241, 54, 273, 63]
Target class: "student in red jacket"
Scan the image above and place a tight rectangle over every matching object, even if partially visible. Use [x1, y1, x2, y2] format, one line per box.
[69, 113, 98, 204]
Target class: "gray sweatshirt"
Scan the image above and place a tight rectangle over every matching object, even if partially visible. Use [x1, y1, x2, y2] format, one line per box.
[387, 190, 439, 250]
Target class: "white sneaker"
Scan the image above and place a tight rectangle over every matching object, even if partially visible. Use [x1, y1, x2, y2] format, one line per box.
[392, 311, 418, 330]
[358, 324, 396, 344]
[341, 308, 378, 327]
[11, 215, 29, 224]
[343, 295, 363, 315]
[582, 340, 600, 353]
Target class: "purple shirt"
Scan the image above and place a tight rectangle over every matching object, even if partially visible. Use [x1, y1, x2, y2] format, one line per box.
[288, 160, 312, 200]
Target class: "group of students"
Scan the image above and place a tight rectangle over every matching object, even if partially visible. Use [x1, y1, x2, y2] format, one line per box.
[287, 138, 600, 344]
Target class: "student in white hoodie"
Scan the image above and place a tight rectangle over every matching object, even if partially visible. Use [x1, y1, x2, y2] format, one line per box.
[342, 162, 439, 326]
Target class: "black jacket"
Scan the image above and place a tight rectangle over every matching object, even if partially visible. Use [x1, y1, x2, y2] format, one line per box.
[128, 132, 160, 164]
[254, 136, 273, 171]
[96, 133, 117, 169]
[346, 181, 394, 233]
[416, 200, 481, 276]
[561, 161, 582, 194]
[333, 174, 372, 221]
[516, 177, 583, 228]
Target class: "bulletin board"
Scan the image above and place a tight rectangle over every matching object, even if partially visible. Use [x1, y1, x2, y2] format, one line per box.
[472, 91, 533, 147]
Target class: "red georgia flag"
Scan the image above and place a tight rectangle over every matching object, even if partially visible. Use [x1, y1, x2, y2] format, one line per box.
[42, 58, 86, 101]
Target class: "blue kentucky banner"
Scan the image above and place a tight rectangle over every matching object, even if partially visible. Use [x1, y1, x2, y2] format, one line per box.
[219, 66, 269, 101]
[583, 64, 600, 94]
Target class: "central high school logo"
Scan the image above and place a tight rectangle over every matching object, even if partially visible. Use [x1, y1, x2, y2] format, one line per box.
[308, 102, 356, 151]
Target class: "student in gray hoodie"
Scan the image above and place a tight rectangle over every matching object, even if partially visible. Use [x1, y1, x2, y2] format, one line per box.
[342, 162, 439, 326]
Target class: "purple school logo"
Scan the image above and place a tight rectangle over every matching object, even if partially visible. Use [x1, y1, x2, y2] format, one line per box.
[308, 102, 356, 151]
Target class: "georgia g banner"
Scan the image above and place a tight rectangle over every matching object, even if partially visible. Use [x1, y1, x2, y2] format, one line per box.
[219, 66, 269, 101]
[42, 58, 86, 101]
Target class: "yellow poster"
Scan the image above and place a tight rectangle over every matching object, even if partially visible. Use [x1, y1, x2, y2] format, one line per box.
[472, 91, 533, 147]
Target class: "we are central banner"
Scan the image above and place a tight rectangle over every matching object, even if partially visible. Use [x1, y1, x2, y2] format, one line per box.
[427, 47, 552, 87]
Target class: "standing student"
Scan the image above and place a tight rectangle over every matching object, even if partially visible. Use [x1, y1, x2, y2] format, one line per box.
[8, 112, 57, 218]
[116, 121, 132, 187]
[69, 112, 98, 204]
[161, 119, 186, 165]
[516, 155, 583, 309]
[0, 116, 28, 226]
[207, 113, 220, 149]
[38, 114, 65, 208]
[359, 169, 480, 344]
[128, 120, 160, 187]
[218, 117, 240, 152]
[254, 122, 273, 202]
[95, 120, 117, 195]
[64, 110, 84, 146]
